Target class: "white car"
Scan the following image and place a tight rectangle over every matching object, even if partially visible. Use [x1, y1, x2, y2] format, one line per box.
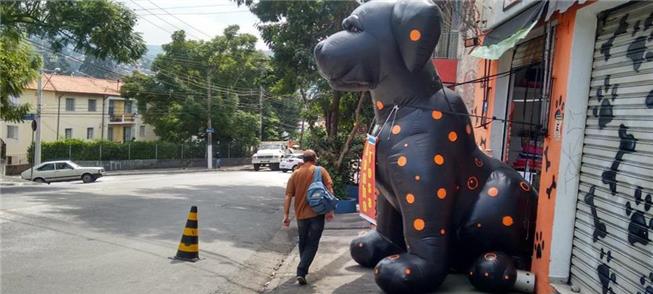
[21, 160, 105, 184]
[280, 154, 304, 173]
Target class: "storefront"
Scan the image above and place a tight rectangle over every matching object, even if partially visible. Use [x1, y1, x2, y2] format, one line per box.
[464, 0, 652, 293]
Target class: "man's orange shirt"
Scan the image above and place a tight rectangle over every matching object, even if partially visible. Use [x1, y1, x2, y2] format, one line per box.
[286, 163, 334, 220]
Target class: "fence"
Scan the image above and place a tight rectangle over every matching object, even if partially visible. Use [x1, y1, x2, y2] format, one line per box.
[28, 140, 252, 164]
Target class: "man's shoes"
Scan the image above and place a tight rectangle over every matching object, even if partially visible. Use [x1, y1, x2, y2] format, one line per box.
[296, 275, 307, 285]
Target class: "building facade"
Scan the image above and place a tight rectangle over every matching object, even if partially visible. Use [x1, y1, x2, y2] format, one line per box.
[0, 75, 157, 166]
[459, 0, 653, 293]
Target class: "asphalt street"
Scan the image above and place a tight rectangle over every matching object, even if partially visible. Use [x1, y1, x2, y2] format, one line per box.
[1, 170, 295, 294]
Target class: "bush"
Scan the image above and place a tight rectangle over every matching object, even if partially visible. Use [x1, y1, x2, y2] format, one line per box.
[28, 140, 206, 164]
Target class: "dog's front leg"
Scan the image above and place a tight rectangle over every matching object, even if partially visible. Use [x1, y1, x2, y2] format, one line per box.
[373, 153, 456, 293]
[350, 193, 405, 267]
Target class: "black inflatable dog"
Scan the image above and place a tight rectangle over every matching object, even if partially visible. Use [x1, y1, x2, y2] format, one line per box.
[314, 1, 538, 293]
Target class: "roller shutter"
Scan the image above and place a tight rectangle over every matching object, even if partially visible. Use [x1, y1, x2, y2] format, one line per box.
[570, 2, 653, 294]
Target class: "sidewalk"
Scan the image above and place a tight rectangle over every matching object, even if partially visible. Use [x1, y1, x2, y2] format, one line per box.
[263, 213, 487, 294]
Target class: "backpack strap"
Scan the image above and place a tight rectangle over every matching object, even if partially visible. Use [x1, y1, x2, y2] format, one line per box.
[312, 166, 322, 183]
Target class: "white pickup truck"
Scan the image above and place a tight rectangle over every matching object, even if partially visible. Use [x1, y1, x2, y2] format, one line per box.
[251, 141, 292, 171]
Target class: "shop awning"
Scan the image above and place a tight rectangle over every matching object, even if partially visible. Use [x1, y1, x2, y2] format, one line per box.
[471, 0, 589, 60]
[470, 1, 546, 60]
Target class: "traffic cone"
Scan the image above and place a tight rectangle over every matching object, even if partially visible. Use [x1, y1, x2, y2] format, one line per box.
[174, 206, 199, 262]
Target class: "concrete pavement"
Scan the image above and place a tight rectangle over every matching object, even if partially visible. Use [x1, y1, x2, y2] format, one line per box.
[1, 170, 294, 294]
[264, 214, 490, 294]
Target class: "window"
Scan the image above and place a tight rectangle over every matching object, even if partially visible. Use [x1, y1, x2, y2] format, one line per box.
[7, 125, 18, 139]
[37, 163, 55, 171]
[126, 101, 133, 113]
[108, 100, 115, 115]
[88, 99, 97, 112]
[87, 128, 94, 139]
[65, 128, 72, 139]
[123, 127, 133, 142]
[108, 127, 113, 141]
[55, 162, 73, 170]
[139, 126, 145, 137]
[65, 98, 75, 111]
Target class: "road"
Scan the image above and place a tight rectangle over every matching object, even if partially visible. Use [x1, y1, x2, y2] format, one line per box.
[1, 170, 295, 294]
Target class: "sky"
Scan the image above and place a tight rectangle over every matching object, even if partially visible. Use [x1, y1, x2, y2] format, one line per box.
[117, 0, 269, 50]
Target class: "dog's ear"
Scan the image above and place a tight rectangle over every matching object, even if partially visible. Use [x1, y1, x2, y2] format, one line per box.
[392, 0, 443, 72]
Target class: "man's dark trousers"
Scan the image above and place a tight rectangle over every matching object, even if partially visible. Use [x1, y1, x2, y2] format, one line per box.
[296, 214, 325, 277]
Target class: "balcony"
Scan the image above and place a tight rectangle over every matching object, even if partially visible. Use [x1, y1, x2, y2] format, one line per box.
[108, 113, 136, 124]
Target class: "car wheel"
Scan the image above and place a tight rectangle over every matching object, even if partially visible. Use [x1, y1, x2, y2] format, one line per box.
[82, 173, 95, 183]
[34, 178, 47, 184]
[281, 169, 288, 173]
[291, 165, 298, 172]
[253, 164, 261, 171]
[270, 163, 280, 171]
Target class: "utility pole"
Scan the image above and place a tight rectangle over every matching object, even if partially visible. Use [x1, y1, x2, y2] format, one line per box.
[259, 85, 264, 141]
[206, 72, 213, 169]
[35, 67, 43, 166]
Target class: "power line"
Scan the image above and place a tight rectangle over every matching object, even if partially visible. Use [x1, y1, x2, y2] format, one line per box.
[136, 11, 252, 16]
[144, 0, 213, 39]
[127, 0, 204, 40]
[131, 4, 235, 11]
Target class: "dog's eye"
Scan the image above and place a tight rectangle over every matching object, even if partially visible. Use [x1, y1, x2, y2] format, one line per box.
[342, 15, 363, 33]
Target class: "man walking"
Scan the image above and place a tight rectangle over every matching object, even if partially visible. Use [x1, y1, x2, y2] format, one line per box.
[283, 149, 334, 285]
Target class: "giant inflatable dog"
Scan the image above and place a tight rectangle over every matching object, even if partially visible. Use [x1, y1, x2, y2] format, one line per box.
[314, 0, 538, 293]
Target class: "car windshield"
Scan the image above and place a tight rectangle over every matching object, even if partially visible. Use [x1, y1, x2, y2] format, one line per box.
[259, 143, 283, 150]
[67, 162, 80, 168]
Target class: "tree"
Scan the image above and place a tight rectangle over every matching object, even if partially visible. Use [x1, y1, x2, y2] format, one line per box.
[122, 27, 289, 155]
[238, 0, 375, 196]
[0, 0, 146, 121]
[0, 36, 40, 121]
[79, 56, 120, 80]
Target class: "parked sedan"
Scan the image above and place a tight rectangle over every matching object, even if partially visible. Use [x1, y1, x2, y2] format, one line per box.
[279, 154, 303, 173]
[21, 161, 105, 184]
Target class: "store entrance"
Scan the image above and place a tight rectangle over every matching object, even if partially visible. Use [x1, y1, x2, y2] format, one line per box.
[501, 36, 547, 190]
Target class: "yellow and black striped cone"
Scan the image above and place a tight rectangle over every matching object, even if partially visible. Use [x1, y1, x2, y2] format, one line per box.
[174, 206, 199, 262]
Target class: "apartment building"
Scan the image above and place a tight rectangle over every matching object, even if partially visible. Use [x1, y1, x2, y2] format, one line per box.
[0, 74, 157, 165]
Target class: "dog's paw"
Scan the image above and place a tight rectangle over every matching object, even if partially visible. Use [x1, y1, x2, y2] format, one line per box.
[374, 253, 445, 293]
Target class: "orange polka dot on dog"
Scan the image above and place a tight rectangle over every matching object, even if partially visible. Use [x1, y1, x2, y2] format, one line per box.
[488, 187, 498, 197]
[413, 218, 425, 231]
[432, 110, 443, 120]
[398, 156, 407, 167]
[502, 216, 514, 226]
[376, 101, 384, 110]
[406, 193, 415, 204]
[409, 29, 421, 41]
[520, 181, 531, 192]
[437, 188, 447, 199]
[433, 154, 444, 165]
[392, 125, 401, 134]
[448, 131, 458, 142]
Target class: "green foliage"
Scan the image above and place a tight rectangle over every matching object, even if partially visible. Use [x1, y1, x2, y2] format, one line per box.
[122, 27, 298, 152]
[0, 0, 145, 121]
[28, 140, 205, 164]
[0, 36, 39, 122]
[1, 1, 146, 63]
